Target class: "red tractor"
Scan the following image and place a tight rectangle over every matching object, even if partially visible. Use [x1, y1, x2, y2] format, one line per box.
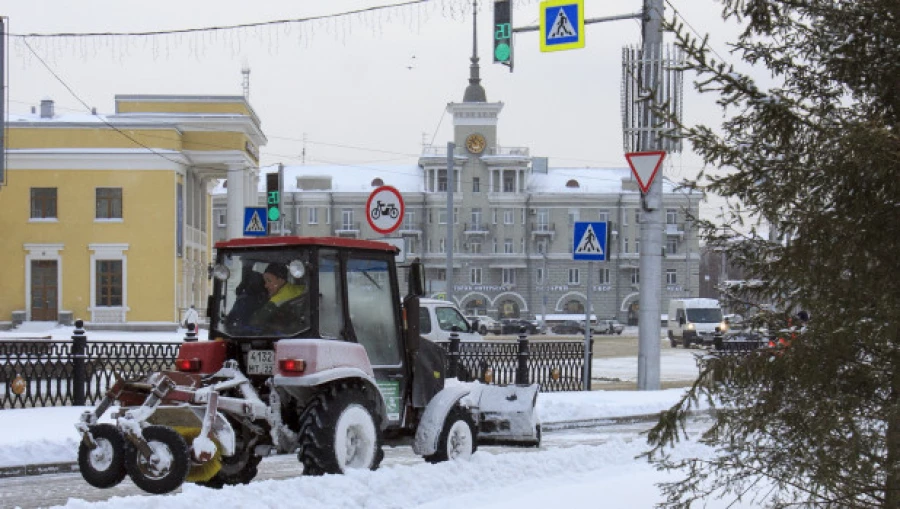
[75, 236, 540, 494]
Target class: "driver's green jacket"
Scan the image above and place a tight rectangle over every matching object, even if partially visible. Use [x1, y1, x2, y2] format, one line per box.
[250, 283, 305, 326]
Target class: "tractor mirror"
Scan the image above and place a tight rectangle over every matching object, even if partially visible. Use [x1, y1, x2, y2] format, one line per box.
[408, 258, 425, 297]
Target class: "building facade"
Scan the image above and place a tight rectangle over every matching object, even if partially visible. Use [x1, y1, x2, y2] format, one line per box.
[1, 95, 265, 328]
[212, 57, 700, 324]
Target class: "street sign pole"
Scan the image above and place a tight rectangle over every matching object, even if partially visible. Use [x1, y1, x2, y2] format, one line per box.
[584, 260, 592, 391]
[445, 142, 455, 303]
[637, 0, 664, 391]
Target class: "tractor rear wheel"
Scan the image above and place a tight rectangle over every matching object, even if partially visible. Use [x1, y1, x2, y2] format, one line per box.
[125, 425, 190, 494]
[78, 423, 128, 489]
[424, 405, 477, 463]
[297, 381, 383, 476]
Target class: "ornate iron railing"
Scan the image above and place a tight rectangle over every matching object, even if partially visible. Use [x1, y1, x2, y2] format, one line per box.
[1, 332, 593, 408]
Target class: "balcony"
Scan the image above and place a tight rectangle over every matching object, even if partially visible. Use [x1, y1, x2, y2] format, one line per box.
[530, 222, 556, 239]
[463, 223, 490, 236]
[666, 223, 684, 236]
[334, 222, 361, 237]
[398, 224, 422, 236]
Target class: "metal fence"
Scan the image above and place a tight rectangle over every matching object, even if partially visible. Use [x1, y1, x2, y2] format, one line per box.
[1, 332, 593, 409]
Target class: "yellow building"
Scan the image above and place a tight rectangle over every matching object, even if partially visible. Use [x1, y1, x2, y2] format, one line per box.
[1, 95, 266, 329]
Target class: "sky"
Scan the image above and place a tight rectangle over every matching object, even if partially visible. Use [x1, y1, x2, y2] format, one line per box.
[2, 0, 758, 222]
[0, 322, 769, 509]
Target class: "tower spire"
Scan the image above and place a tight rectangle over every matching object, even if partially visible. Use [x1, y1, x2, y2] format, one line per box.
[463, 0, 487, 103]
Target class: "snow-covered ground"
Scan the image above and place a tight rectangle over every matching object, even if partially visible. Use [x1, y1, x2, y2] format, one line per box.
[0, 323, 744, 509]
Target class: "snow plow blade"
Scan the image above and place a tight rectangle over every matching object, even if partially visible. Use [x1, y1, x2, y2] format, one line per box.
[475, 383, 541, 446]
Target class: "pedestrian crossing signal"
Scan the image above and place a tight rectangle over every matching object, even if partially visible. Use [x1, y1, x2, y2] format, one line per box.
[266, 173, 281, 223]
[493, 0, 513, 69]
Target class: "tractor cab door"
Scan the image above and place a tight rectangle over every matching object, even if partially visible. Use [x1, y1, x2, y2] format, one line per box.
[337, 251, 408, 426]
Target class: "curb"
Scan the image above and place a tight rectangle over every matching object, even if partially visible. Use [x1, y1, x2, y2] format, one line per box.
[0, 461, 80, 479]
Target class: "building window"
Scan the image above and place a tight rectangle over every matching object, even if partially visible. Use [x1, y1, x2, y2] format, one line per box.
[439, 239, 446, 253]
[308, 207, 319, 224]
[471, 268, 482, 284]
[631, 269, 640, 285]
[537, 209, 549, 230]
[504, 209, 514, 224]
[216, 210, 226, 227]
[636, 240, 640, 254]
[472, 177, 480, 193]
[436, 269, 446, 281]
[536, 240, 547, 254]
[438, 170, 448, 192]
[96, 188, 123, 219]
[568, 208, 579, 224]
[568, 268, 580, 285]
[96, 260, 123, 306]
[326, 208, 331, 224]
[624, 238, 630, 253]
[666, 269, 678, 285]
[536, 267, 544, 284]
[502, 268, 516, 285]
[471, 208, 482, 228]
[493, 239, 498, 253]
[31, 188, 57, 219]
[403, 211, 416, 230]
[406, 237, 418, 254]
[521, 208, 526, 224]
[666, 237, 678, 255]
[598, 210, 610, 223]
[439, 209, 448, 224]
[503, 174, 515, 192]
[565, 179, 580, 188]
[636, 210, 643, 224]
[341, 209, 354, 230]
[492, 209, 498, 224]
[666, 209, 677, 224]
[598, 267, 610, 284]
[504, 239, 513, 254]
[469, 241, 482, 253]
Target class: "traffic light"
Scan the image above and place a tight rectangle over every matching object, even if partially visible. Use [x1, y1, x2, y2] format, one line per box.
[493, 0, 513, 69]
[266, 172, 280, 223]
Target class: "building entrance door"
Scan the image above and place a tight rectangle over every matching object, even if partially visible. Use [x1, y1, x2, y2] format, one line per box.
[31, 260, 58, 321]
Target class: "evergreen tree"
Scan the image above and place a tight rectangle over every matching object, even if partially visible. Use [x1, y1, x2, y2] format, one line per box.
[645, 1, 900, 507]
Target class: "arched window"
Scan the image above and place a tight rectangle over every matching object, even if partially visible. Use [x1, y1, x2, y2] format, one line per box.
[371, 178, 384, 187]
[565, 179, 580, 188]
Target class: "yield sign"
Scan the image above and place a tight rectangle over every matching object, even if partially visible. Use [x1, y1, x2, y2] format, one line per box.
[625, 151, 666, 193]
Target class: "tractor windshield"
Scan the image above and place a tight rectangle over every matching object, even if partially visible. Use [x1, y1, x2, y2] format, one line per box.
[214, 249, 311, 338]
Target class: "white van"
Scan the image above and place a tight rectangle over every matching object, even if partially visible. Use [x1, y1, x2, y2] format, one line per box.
[418, 298, 484, 342]
[667, 298, 727, 347]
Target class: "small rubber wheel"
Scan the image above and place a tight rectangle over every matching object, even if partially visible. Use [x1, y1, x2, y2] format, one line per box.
[78, 423, 128, 489]
[125, 426, 191, 494]
[424, 406, 477, 464]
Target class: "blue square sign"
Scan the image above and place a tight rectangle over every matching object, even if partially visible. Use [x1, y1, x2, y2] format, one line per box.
[573, 222, 607, 261]
[243, 207, 268, 237]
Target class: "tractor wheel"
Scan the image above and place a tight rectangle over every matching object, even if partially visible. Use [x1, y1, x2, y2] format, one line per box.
[297, 381, 383, 476]
[125, 425, 191, 494]
[78, 423, 128, 489]
[424, 405, 477, 463]
[479, 325, 487, 335]
[195, 420, 261, 489]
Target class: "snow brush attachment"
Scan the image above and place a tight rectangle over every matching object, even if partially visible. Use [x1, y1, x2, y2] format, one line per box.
[173, 426, 224, 483]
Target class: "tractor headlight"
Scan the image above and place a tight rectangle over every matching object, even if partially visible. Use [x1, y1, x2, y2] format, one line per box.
[719, 321, 729, 333]
[686, 323, 695, 330]
[212, 264, 230, 281]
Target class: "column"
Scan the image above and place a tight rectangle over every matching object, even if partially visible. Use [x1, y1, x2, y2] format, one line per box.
[226, 165, 246, 240]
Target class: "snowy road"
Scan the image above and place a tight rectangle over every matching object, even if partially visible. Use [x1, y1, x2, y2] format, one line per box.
[0, 418, 708, 509]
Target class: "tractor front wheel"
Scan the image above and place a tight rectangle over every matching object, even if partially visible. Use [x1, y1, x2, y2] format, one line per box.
[297, 382, 383, 476]
[125, 426, 190, 494]
[195, 421, 261, 489]
[424, 406, 477, 463]
[78, 423, 128, 489]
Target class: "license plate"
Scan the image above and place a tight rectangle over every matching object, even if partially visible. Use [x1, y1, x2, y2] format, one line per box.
[247, 350, 274, 375]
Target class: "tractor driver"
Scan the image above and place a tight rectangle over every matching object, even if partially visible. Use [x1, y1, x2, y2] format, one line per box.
[250, 262, 307, 332]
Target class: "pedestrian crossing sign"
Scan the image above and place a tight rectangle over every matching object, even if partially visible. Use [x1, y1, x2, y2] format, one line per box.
[573, 222, 607, 261]
[540, 0, 584, 52]
[243, 207, 268, 237]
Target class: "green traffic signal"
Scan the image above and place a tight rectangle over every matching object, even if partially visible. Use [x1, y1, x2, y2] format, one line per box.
[495, 43, 511, 62]
[268, 207, 280, 222]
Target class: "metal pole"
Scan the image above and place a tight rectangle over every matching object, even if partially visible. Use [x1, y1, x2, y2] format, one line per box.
[0, 16, 5, 188]
[584, 261, 593, 390]
[637, 0, 664, 390]
[445, 143, 455, 302]
[541, 252, 548, 330]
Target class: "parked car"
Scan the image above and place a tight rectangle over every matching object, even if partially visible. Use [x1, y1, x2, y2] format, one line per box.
[500, 318, 542, 335]
[418, 298, 484, 342]
[466, 315, 501, 335]
[551, 320, 585, 335]
[594, 319, 625, 335]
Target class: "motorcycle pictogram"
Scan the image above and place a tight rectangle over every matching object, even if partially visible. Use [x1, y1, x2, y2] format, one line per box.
[370, 200, 399, 220]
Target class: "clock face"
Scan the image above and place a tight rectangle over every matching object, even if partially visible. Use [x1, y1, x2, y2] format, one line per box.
[465, 133, 486, 154]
